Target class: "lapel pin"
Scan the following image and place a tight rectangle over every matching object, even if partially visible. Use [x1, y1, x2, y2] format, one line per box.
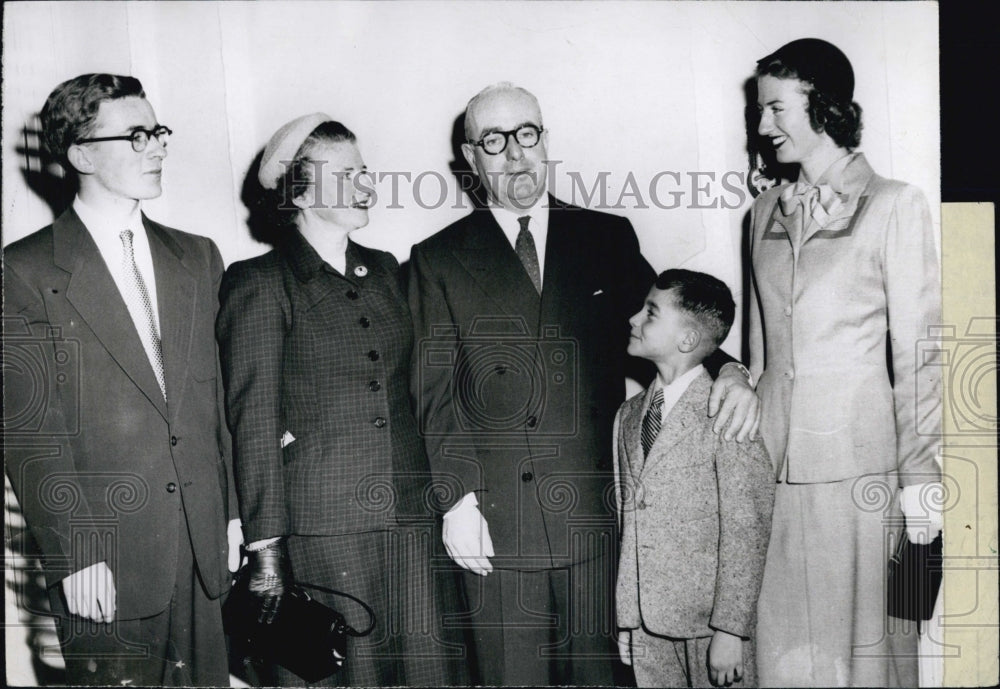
[354, 265, 368, 278]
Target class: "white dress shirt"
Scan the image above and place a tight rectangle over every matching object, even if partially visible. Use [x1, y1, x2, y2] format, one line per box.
[73, 196, 162, 336]
[488, 198, 550, 286]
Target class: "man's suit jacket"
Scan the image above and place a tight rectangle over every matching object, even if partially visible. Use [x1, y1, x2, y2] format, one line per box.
[613, 371, 774, 639]
[408, 195, 657, 569]
[3, 208, 235, 620]
[217, 233, 433, 543]
[748, 153, 942, 486]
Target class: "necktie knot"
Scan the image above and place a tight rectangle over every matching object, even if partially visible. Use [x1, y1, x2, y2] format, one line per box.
[518, 215, 531, 232]
[120, 229, 136, 258]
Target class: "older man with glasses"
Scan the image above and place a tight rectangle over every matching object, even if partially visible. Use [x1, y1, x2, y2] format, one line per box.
[408, 82, 761, 685]
[3, 73, 239, 686]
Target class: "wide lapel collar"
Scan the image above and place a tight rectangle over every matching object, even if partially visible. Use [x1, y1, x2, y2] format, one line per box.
[621, 390, 646, 475]
[146, 216, 194, 421]
[539, 195, 577, 329]
[641, 370, 711, 476]
[281, 231, 341, 309]
[451, 208, 541, 334]
[762, 185, 801, 248]
[58, 208, 168, 419]
[802, 153, 875, 243]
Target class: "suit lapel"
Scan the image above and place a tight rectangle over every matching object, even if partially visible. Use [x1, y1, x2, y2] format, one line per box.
[146, 217, 194, 421]
[621, 389, 647, 475]
[641, 371, 711, 476]
[451, 209, 541, 334]
[57, 209, 168, 419]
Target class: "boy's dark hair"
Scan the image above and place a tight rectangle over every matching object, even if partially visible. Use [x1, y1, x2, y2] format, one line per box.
[41, 73, 145, 167]
[654, 269, 735, 348]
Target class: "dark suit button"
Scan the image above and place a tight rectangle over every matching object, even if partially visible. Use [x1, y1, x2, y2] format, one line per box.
[166, 483, 177, 493]
[521, 471, 533, 482]
[368, 380, 381, 392]
[170, 436, 178, 446]
[526, 415, 537, 428]
[359, 317, 370, 328]
[374, 417, 387, 428]
[368, 350, 379, 361]
[346, 290, 359, 300]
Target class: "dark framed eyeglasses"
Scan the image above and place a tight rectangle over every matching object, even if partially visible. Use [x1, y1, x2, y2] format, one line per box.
[76, 126, 173, 152]
[471, 124, 544, 155]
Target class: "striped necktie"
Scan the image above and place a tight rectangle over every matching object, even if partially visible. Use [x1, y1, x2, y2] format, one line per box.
[640, 388, 664, 457]
[120, 229, 166, 401]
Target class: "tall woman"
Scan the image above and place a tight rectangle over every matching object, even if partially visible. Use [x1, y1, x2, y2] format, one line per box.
[747, 40, 941, 686]
[218, 114, 464, 686]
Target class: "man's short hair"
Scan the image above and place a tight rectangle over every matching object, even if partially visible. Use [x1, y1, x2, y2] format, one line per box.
[654, 269, 735, 348]
[464, 82, 542, 142]
[41, 73, 145, 166]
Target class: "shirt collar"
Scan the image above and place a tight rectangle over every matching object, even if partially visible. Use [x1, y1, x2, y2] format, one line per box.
[487, 196, 550, 243]
[73, 195, 144, 240]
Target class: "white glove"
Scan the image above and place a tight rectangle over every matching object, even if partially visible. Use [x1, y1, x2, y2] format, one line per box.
[617, 629, 632, 666]
[442, 492, 494, 576]
[901, 481, 944, 544]
[62, 561, 116, 623]
[228, 518, 245, 572]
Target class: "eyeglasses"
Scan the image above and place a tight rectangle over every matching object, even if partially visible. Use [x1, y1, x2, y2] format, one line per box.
[76, 126, 173, 152]
[471, 124, 544, 155]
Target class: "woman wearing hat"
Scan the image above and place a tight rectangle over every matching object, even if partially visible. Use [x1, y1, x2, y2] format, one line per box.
[217, 115, 465, 686]
[747, 39, 942, 686]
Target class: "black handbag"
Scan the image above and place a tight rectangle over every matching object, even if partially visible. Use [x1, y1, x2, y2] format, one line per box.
[887, 530, 943, 623]
[224, 567, 376, 683]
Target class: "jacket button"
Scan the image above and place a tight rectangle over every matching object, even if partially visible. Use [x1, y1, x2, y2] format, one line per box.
[166, 482, 177, 493]
[359, 317, 370, 328]
[521, 471, 534, 482]
[526, 416, 537, 428]
[784, 370, 795, 380]
[368, 350, 379, 361]
[170, 436, 178, 446]
[346, 289, 359, 300]
[373, 417, 387, 428]
[784, 305, 792, 317]
[368, 380, 381, 392]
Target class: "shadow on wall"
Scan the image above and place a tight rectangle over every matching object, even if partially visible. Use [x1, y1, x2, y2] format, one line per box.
[17, 113, 78, 219]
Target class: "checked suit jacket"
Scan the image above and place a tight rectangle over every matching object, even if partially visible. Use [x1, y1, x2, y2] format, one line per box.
[613, 370, 774, 639]
[410, 194, 732, 570]
[217, 232, 433, 543]
[3, 207, 236, 620]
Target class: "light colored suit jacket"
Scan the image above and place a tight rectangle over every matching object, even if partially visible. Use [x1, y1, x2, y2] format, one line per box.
[614, 370, 774, 639]
[4, 208, 235, 619]
[748, 153, 942, 486]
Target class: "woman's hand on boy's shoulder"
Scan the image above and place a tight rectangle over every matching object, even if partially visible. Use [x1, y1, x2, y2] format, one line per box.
[708, 366, 761, 443]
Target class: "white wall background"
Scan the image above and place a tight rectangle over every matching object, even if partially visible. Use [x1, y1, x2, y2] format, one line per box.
[2, 1, 940, 685]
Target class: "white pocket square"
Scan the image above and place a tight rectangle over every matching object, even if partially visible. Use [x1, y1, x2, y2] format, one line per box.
[592, 289, 604, 296]
[280, 431, 296, 448]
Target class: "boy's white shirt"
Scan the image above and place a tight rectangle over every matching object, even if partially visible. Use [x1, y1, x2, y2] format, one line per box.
[643, 364, 706, 426]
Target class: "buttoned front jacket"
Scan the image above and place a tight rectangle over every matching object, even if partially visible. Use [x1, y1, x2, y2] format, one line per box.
[748, 154, 942, 486]
[4, 208, 235, 619]
[613, 372, 774, 639]
[217, 233, 432, 543]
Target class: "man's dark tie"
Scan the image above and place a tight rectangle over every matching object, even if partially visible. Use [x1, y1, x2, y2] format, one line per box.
[515, 215, 542, 294]
[640, 388, 664, 458]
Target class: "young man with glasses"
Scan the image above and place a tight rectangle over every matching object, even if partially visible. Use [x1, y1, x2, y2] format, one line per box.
[408, 82, 761, 685]
[3, 73, 240, 686]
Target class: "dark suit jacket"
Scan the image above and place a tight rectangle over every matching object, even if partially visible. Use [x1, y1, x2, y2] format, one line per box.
[3, 208, 235, 620]
[614, 371, 774, 639]
[408, 195, 665, 569]
[217, 233, 433, 543]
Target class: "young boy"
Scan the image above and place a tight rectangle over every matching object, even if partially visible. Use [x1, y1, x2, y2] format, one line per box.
[614, 269, 775, 687]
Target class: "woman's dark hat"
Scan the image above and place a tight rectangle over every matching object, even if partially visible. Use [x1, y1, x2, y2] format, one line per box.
[760, 38, 854, 102]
